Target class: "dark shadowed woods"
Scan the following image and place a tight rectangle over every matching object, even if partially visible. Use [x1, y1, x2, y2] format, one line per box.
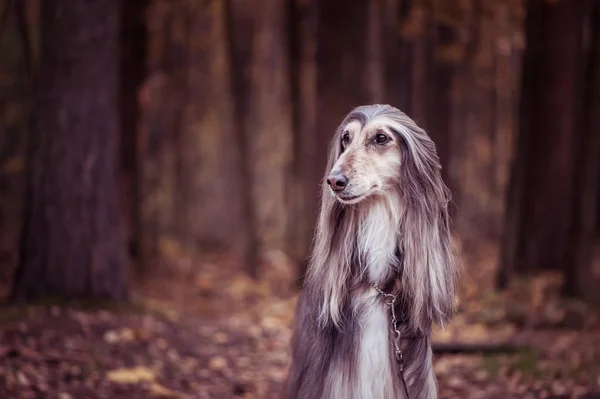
[0, 0, 599, 398]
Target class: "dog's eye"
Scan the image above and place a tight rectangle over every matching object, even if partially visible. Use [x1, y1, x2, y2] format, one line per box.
[375, 133, 389, 144]
[341, 132, 350, 146]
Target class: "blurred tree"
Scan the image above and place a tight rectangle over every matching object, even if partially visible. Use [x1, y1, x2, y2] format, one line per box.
[384, 0, 410, 111]
[500, 0, 584, 284]
[141, 1, 192, 265]
[228, 0, 293, 277]
[120, 0, 148, 272]
[564, 0, 600, 303]
[427, 1, 462, 195]
[10, 0, 128, 301]
[490, 2, 523, 244]
[366, 0, 385, 102]
[288, 0, 317, 277]
[0, 0, 34, 275]
[403, 0, 432, 126]
[451, 0, 503, 241]
[427, 22, 453, 187]
[174, 0, 245, 257]
[140, 0, 247, 271]
[498, 0, 541, 289]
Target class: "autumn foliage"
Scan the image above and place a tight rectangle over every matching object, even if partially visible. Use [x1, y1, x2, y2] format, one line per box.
[0, 0, 599, 398]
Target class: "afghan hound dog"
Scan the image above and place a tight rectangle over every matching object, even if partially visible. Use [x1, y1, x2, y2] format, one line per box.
[287, 104, 457, 399]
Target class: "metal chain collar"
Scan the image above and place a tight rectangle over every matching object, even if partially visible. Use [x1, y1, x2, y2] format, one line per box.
[370, 281, 410, 399]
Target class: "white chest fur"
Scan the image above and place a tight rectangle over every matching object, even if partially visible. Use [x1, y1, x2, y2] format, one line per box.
[356, 197, 402, 284]
[355, 291, 396, 399]
[325, 290, 396, 399]
[355, 198, 401, 398]
[324, 198, 403, 399]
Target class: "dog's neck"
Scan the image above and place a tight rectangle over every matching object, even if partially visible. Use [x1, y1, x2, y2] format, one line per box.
[344, 196, 436, 399]
[312, 191, 407, 328]
[353, 193, 404, 286]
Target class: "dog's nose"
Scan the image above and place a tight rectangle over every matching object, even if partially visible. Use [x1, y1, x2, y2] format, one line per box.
[327, 173, 348, 192]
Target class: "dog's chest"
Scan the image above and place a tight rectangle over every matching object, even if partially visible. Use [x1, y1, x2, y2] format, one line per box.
[356, 200, 399, 284]
[326, 293, 396, 399]
[325, 201, 401, 399]
[354, 292, 396, 399]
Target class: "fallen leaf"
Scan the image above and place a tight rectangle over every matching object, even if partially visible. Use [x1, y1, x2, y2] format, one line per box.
[214, 332, 228, 344]
[149, 382, 187, 398]
[135, 326, 151, 341]
[16, 371, 29, 386]
[103, 330, 120, 344]
[106, 366, 156, 384]
[209, 356, 227, 371]
[119, 328, 136, 342]
[447, 375, 464, 388]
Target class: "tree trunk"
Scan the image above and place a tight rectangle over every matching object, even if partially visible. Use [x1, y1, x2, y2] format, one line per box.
[518, 0, 584, 272]
[407, 1, 431, 127]
[452, 0, 503, 242]
[11, 0, 128, 301]
[366, 0, 385, 103]
[382, 0, 407, 109]
[178, 0, 245, 255]
[428, 15, 455, 192]
[387, 0, 413, 112]
[491, 3, 522, 242]
[500, 0, 584, 285]
[225, 0, 259, 277]
[498, 0, 543, 288]
[563, 0, 600, 303]
[140, 1, 192, 265]
[140, 0, 246, 268]
[228, 0, 293, 277]
[247, 0, 293, 260]
[120, 0, 148, 272]
[288, 0, 318, 278]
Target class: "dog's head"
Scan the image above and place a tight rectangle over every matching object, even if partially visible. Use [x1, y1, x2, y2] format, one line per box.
[326, 117, 402, 205]
[324, 104, 445, 208]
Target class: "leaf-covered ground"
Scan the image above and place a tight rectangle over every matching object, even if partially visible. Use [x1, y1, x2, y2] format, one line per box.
[1, 246, 600, 398]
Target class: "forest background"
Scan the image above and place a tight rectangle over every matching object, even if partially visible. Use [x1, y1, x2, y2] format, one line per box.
[0, 0, 599, 398]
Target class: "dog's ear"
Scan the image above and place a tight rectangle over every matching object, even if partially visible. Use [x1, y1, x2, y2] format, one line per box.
[305, 114, 355, 328]
[390, 115, 457, 333]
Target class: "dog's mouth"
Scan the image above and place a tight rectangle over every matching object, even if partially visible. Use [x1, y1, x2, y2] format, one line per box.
[335, 186, 378, 204]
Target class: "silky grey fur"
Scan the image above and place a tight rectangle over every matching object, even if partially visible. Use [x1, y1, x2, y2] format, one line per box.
[287, 105, 457, 399]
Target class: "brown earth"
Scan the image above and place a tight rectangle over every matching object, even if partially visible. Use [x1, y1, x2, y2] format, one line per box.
[0, 248, 599, 399]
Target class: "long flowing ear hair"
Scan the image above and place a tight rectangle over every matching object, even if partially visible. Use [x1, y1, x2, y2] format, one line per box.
[304, 111, 365, 328]
[378, 106, 457, 332]
[305, 105, 457, 332]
